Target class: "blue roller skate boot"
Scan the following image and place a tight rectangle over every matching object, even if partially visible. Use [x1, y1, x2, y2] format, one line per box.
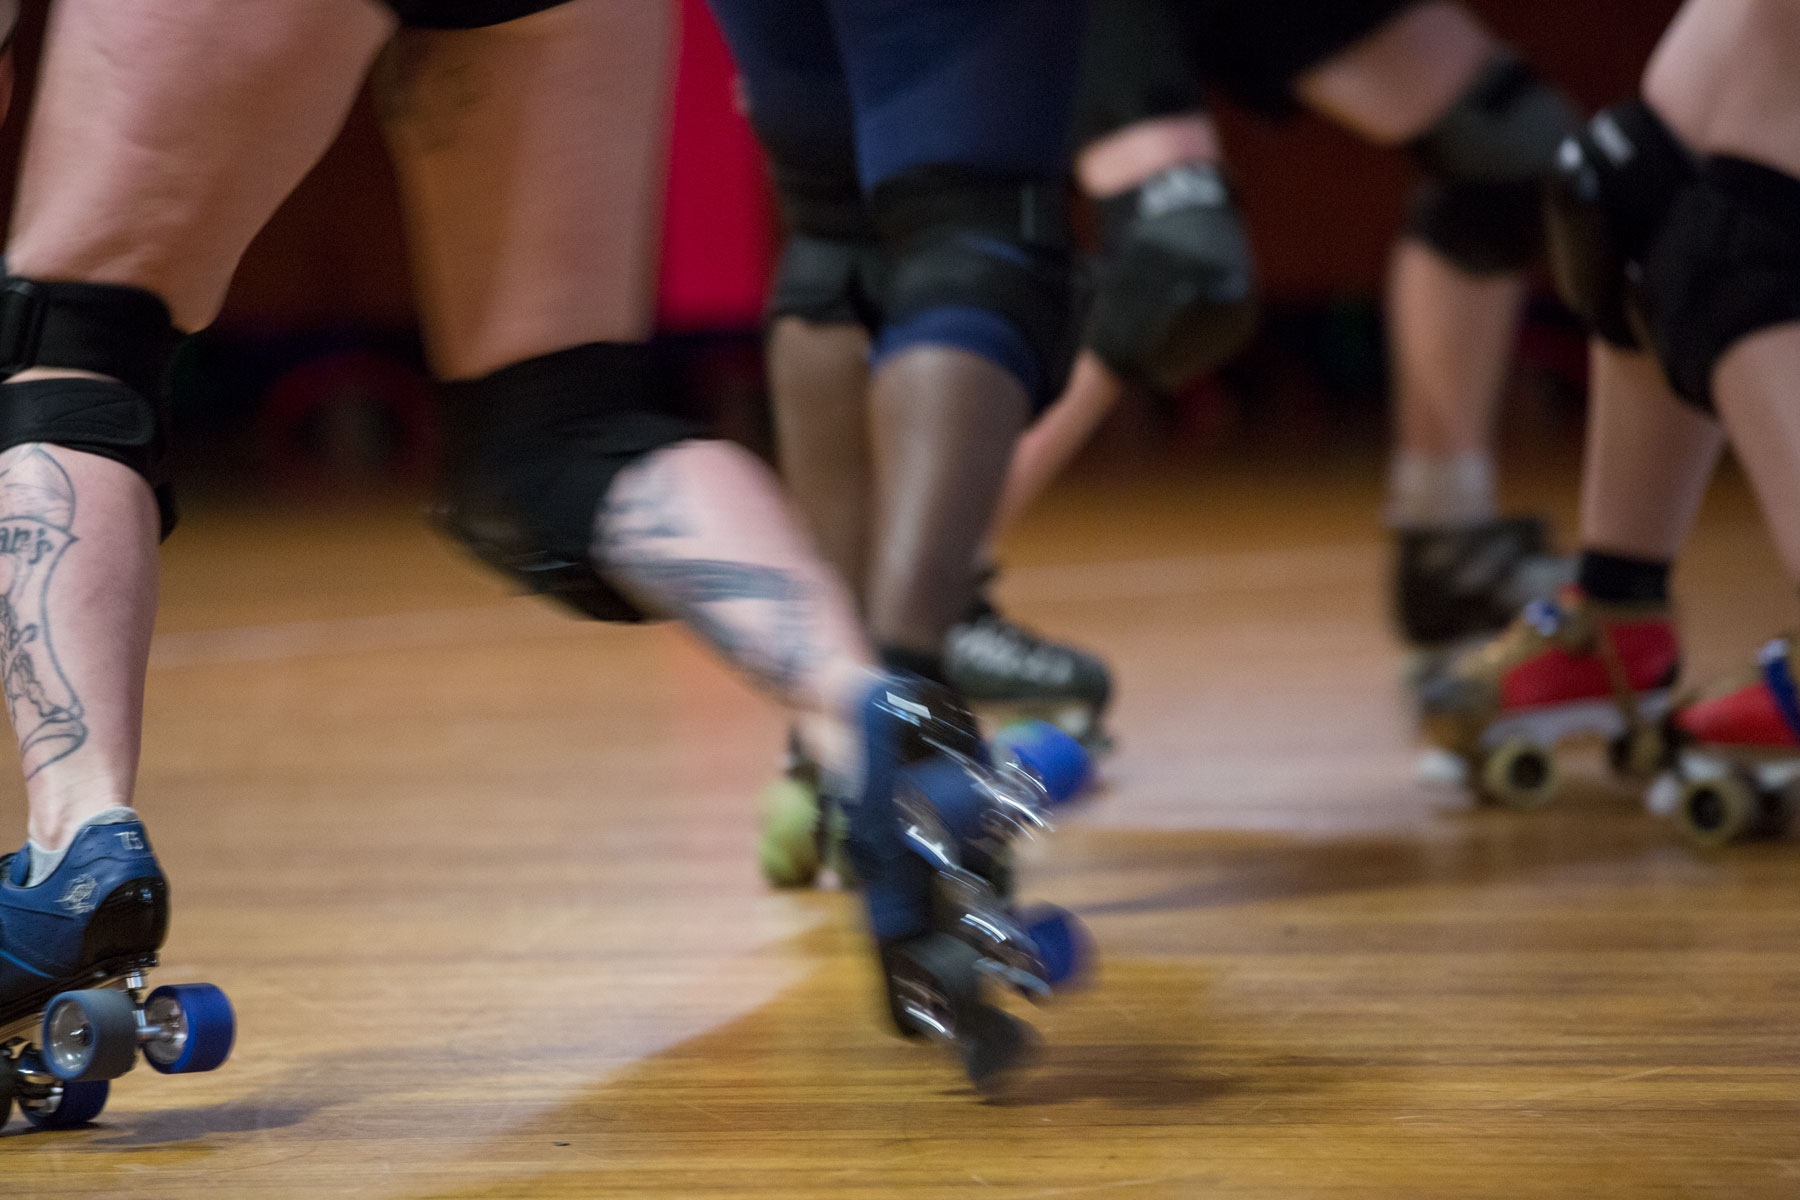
[0, 812, 234, 1132]
[846, 676, 1094, 1092]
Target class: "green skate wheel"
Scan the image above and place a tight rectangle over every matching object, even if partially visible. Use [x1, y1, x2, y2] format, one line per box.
[756, 777, 821, 888]
[1478, 738, 1557, 810]
[1679, 773, 1760, 847]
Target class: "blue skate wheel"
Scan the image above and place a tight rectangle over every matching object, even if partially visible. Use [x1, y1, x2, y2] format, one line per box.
[22, 1079, 109, 1129]
[996, 721, 1092, 805]
[1017, 903, 1094, 990]
[143, 984, 236, 1075]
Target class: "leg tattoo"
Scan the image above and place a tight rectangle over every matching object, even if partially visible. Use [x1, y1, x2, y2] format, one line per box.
[597, 457, 825, 700]
[0, 447, 86, 776]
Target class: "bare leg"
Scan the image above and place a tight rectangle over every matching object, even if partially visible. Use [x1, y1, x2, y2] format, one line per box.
[1579, 343, 1725, 562]
[2, 0, 392, 850]
[766, 317, 873, 596]
[1296, 3, 1524, 528]
[1644, 0, 1800, 583]
[378, 1, 877, 773]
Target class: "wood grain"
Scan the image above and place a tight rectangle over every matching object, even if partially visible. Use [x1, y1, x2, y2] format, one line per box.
[1, 455, 1795, 1198]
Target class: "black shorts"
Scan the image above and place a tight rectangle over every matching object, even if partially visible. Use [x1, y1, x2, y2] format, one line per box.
[1076, 0, 1417, 142]
[383, 0, 567, 29]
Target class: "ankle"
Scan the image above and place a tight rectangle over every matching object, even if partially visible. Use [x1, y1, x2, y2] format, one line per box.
[28, 789, 137, 853]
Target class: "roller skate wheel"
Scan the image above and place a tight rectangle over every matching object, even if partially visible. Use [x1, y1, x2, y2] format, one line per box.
[1679, 773, 1760, 847]
[1016, 903, 1094, 991]
[1645, 772, 1683, 818]
[1478, 738, 1557, 810]
[1608, 726, 1667, 778]
[41, 989, 139, 1083]
[19, 1078, 109, 1130]
[143, 984, 236, 1075]
[755, 777, 822, 889]
[996, 720, 1092, 805]
[885, 933, 982, 1043]
[1415, 746, 1470, 789]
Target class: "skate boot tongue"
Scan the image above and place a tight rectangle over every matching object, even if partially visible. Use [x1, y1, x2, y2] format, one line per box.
[6, 848, 27, 887]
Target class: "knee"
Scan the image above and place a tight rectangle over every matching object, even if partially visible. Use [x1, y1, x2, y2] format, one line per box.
[0, 277, 181, 536]
[436, 341, 706, 620]
[1405, 53, 1583, 274]
[866, 167, 1076, 410]
[1637, 155, 1800, 411]
[1085, 162, 1258, 395]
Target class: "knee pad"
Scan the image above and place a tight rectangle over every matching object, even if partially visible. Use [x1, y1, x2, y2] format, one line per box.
[867, 167, 1075, 408]
[0, 277, 181, 537]
[768, 234, 891, 330]
[1544, 100, 1696, 349]
[765, 156, 891, 330]
[1405, 54, 1582, 275]
[1638, 155, 1800, 411]
[1085, 163, 1258, 395]
[436, 342, 706, 621]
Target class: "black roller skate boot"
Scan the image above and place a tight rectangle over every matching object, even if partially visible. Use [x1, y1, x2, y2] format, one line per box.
[944, 571, 1114, 752]
[846, 676, 1093, 1093]
[1, 813, 234, 1131]
[1395, 516, 1573, 684]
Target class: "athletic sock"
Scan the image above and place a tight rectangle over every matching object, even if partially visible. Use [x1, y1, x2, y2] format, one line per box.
[1575, 550, 1671, 606]
[25, 806, 139, 888]
[1385, 450, 1498, 530]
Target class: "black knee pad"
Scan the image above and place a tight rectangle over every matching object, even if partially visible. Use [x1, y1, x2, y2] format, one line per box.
[436, 342, 706, 621]
[0, 277, 181, 537]
[765, 156, 891, 330]
[1544, 100, 1696, 349]
[1405, 54, 1582, 275]
[1085, 163, 1258, 395]
[868, 167, 1075, 405]
[1638, 155, 1800, 411]
[768, 234, 891, 330]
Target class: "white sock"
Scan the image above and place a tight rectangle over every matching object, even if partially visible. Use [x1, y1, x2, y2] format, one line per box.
[1386, 451, 1497, 530]
[25, 806, 139, 888]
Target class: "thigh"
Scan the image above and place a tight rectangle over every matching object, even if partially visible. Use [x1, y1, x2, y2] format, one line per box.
[827, 0, 1085, 188]
[1645, 0, 1800, 175]
[707, 0, 855, 180]
[379, 0, 675, 380]
[1074, 0, 1207, 150]
[1288, 1, 1495, 144]
[6, 0, 395, 332]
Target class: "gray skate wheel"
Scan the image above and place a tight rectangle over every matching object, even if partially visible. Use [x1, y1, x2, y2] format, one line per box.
[756, 777, 821, 888]
[41, 989, 138, 1083]
[1478, 738, 1557, 810]
[1679, 773, 1760, 847]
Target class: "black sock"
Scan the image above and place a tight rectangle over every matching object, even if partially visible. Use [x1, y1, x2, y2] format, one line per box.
[1576, 550, 1671, 605]
[879, 644, 948, 686]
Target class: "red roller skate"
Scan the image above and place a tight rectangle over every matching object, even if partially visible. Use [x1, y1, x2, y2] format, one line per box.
[1418, 587, 1679, 808]
[1650, 637, 1800, 846]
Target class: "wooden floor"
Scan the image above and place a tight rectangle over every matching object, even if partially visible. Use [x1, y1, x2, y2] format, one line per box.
[4, 455, 1799, 1198]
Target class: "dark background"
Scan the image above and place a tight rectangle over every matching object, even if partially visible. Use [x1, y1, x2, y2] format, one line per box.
[0, 0, 1687, 492]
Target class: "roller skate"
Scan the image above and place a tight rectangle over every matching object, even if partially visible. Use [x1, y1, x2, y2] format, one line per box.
[1418, 586, 1678, 809]
[944, 573, 1114, 752]
[847, 676, 1093, 1091]
[1395, 516, 1574, 685]
[1649, 638, 1800, 846]
[0, 815, 234, 1132]
[756, 718, 1093, 891]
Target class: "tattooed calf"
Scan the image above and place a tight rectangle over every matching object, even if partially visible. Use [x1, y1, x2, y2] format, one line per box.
[0, 447, 86, 776]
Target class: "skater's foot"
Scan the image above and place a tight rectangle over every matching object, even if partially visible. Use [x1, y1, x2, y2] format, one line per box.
[1394, 516, 1574, 652]
[945, 578, 1112, 749]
